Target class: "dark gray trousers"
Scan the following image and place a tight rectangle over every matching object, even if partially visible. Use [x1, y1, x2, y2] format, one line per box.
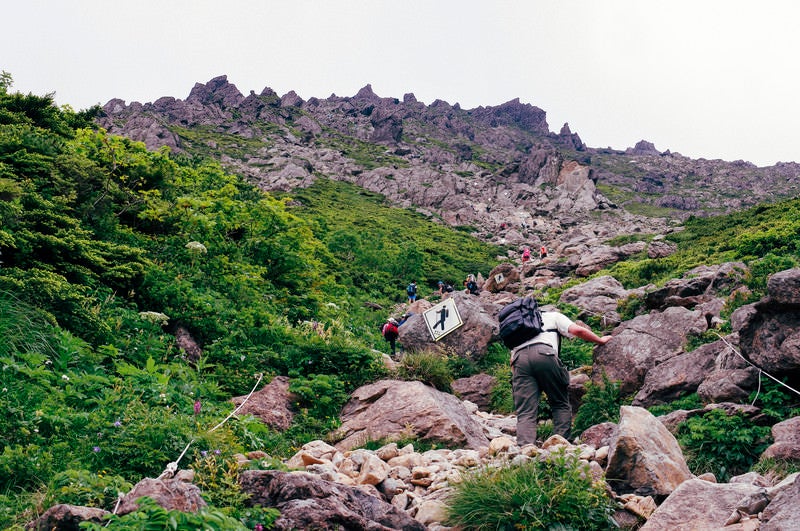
[511, 343, 571, 446]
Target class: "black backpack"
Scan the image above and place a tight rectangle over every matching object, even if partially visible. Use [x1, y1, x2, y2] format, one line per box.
[497, 296, 545, 349]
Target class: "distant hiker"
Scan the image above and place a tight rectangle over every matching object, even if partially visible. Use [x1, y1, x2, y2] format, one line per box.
[521, 247, 531, 263]
[464, 274, 479, 295]
[406, 281, 418, 303]
[507, 301, 611, 445]
[539, 245, 548, 259]
[437, 280, 445, 296]
[382, 317, 400, 358]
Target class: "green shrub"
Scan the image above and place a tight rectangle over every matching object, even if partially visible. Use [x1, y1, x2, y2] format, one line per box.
[488, 363, 514, 415]
[573, 374, 624, 436]
[396, 350, 454, 392]
[289, 373, 349, 420]
[45, 469, 132, 510]
[647, 393, 703, 417]
[444, 448, 618, 530]
[79, 496, 258, 530]
[676, 408, 772, 482]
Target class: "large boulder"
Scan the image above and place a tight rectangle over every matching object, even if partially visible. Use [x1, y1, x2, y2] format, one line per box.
[558, 275, 636, 326]
[482, 262, 520, 293]
[761, 416, 800, 461]
[575, 242, 647, 277]
[451, 373, 497, 411]
[761, 474, 800, 530]
[632, 339, 724, 406]
[333, 380, 490, 451]
[732, 268, 800, 375]
[25, 504, 109, 531]
[231, 375, 296, 431]
[640, 478, 763, 530]
[116, 478, 206, 515]
[644, 262, 749, 311]
[398, 292, 501, 360]
[605, 406, 693, 497]
[592, 306, 708, 395]
[239, 470, 426, 531]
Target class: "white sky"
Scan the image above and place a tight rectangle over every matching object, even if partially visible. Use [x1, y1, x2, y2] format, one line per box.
[3, 0, 798, 167]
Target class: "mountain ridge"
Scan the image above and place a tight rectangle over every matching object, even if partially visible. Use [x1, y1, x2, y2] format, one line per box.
[97, 75, 800, 252]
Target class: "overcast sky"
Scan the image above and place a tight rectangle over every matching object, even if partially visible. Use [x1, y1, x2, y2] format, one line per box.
[4, 0, 798, 167]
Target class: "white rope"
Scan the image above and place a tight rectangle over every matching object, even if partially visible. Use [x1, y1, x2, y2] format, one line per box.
[714, 332, 800, 398]
[208, 372, 264, 432]
[154, 372, 265, 480]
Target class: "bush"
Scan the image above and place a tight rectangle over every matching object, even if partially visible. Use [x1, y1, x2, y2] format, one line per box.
[573, 374, 625, 436]
[444, 448, 618, 530]
[45, 469, 132, 511]
[676, 408, 771, 482]
[396, 350, 454, 392]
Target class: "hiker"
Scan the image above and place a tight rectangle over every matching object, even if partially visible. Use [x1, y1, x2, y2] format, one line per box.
[381, 317, 400, 358]
[464, 274, 479, 295]
[539, 245, 548, 259]
[521, 247, 531, 263]
[406, 281, 417, 303]
[511, 305, 611, 446]
[437, 280, 445, 296]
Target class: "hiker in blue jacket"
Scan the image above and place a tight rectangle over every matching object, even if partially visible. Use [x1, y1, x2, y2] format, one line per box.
[406, 281, 417, 303]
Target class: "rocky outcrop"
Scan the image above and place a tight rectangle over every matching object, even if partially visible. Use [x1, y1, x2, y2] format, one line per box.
[239, 469, 426, 531]
[25, 504, 109, 531]
[761, 417, 800, 461]
[606, 406, 693, 498]
[398, 292, 500, 360]
[592, 306, 709, 395]
[732, 267, 800, 376]
[97, 76, 678, 251]
[333, 380, 491, 451]
[230, 375, 296, 431]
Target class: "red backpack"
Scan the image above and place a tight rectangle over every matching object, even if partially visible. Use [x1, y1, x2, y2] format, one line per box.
[382, 322, 399, 337]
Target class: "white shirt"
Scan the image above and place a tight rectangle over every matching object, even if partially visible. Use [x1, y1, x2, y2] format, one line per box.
[513, 311, 575, 354]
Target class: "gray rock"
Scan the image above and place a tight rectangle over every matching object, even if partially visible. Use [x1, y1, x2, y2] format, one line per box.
[239, 470, 426, 531]
[333, 380, 490, 451]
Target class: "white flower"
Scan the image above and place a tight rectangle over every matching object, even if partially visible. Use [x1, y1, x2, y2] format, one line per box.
[185, 241, 207, 254]
[61, 374, 70, 381]
[138, 311, 170, 325]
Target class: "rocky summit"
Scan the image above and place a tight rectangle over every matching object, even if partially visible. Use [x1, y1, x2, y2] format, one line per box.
[97, 75, 800, 252]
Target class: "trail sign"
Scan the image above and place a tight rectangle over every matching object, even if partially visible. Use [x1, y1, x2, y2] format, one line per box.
[422, 297, 463, 341]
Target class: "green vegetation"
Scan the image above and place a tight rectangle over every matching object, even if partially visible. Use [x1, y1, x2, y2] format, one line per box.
[444, 448, 618, 530]
[676, 409, 772, 482]
[3, 73, 800, 529]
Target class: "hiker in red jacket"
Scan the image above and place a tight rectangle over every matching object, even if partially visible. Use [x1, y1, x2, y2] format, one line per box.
[382, 317, 400, 358]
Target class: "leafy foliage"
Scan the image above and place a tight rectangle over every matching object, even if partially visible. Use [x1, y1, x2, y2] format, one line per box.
[444, 448, 618, 530]
[395, 350, 456, 392]
[573, 374, 625, 436]
[676, 409, 772, 482]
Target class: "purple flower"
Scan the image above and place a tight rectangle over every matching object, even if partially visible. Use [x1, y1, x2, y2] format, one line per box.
[193, 400, 201, 415]
[214, 449, 221, 455]
[201, 450, 208, 457]
[255, 524, 264, 531]
[92, 446, 101, 453]
[114, 420, 122, 427]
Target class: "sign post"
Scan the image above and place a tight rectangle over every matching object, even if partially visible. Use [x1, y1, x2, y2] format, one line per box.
[422, 297, 463, 341]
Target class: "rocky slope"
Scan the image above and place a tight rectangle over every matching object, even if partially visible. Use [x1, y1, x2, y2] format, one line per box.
[97, 75, 799, 253]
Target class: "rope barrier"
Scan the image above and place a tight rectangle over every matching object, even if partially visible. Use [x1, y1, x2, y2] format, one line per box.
[112, 372, 266, 516]
[714, 332, 800, 399]
[150, 373, 264, 479]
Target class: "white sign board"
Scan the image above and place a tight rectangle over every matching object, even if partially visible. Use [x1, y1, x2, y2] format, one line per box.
[422, 297, 463, 341]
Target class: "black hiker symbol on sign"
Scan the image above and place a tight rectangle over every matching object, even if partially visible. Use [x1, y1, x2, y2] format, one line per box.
[435, 306, 449, 331]
[422, 297, 463, 341]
